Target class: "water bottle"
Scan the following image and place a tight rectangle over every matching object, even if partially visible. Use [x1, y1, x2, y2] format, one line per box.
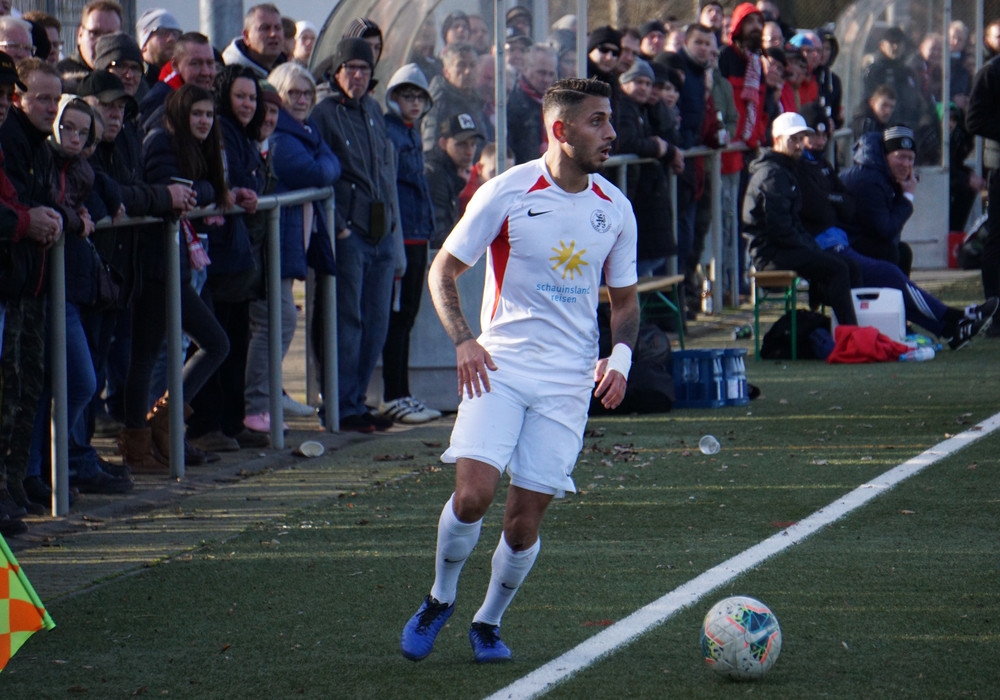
[733, 324, 753, 340]
[701, 278, 713, 314]
[899, 346, 935, 362]
[715, 110, 728, 147]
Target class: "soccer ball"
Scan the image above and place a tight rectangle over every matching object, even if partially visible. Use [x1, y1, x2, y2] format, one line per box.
[700, 595, 782, 680]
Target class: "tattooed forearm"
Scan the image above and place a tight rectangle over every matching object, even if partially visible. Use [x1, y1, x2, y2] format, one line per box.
[429, 254, 476, 346]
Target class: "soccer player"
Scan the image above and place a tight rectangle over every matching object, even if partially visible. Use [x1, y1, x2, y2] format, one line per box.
[400, 77, 640, 663]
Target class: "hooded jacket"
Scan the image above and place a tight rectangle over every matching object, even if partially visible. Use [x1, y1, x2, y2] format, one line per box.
[742, 148, 822, 265]
[221, 38, 285, 79]
[718, 3, 768, 173]
[384, 64, 435, 243]
[815, 30, 843, 128]
[838, 132, 913, 265]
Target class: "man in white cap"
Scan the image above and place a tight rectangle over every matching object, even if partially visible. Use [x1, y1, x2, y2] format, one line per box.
[136, 8, 182, 88]
[742, 111, 859, 325]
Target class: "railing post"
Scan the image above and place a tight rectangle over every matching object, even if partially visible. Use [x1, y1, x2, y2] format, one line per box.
[49, 234, 69, 516]
[265, 205, 284, 449]
[710, 150, 723, 312]
[322, 195, 338, 433]
[166, 219, 184, 478]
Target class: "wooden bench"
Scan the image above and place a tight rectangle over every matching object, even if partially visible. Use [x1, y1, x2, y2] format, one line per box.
[600, 273, 686, 349]
[749, 269, 802, 360]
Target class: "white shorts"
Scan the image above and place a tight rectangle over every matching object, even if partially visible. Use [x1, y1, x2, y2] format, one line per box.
[441, 371, 590, 496]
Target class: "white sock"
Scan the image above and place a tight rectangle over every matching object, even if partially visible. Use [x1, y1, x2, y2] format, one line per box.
[429, 494, 482, 605]
[472, 533, 540, 626]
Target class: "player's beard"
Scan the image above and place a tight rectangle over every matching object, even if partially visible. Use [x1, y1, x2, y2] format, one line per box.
[566, 141, 607, 175]
[743, 31, 763, 52]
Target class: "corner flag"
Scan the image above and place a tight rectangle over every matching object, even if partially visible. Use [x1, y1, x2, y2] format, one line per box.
[1, 534, 55, 672]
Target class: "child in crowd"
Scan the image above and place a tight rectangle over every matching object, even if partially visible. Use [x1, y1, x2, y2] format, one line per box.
[378, 63, 441, 424]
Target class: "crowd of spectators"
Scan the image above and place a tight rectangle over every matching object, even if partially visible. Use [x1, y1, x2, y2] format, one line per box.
[0, 1, 998, 536]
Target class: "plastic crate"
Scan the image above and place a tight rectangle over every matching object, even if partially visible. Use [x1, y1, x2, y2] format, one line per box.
[723, 348, 750, 406]
[671, 350, 726, 409]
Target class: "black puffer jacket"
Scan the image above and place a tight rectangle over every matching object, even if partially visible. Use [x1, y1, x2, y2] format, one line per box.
[742, 149, 821, 266]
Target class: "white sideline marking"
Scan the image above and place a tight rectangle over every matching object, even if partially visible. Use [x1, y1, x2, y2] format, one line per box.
[485, 413, 1000, 700]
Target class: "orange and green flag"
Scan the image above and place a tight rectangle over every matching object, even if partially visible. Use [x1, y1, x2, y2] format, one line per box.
[1, 534, 55, 672]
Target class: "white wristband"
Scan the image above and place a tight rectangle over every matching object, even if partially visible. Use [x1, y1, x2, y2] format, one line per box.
[605, 343, 632, 381]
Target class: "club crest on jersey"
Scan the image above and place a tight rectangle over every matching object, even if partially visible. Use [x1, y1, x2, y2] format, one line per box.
[590, 209, 611, 233]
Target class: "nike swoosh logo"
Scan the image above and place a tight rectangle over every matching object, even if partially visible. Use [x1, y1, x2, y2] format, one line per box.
[527, 209, 551, 217]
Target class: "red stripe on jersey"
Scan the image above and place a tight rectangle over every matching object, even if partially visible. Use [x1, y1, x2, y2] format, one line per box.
[527, 175, 550, 193]
[591, 181, 613, 202]
[489, 217, 511, 321]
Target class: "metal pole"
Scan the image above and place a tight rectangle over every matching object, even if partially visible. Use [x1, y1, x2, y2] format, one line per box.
[266, 205, 284, 449]
[942, 0, 952, 173]
[710, 151, 723, 312]
[495, 0, 508, 174]
[199, 0, 243, 57]
[166, 220, 184, 479]
[668, 170, 678, 276]
[322, 195, 338, 433]
[576, 0, 587, 78]
[974, 0, 984, 176]
[49, 235, 69, 516]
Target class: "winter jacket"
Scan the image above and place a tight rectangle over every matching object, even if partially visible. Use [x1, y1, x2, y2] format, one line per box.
[675, 48, 709, 149]
[312, 83, 398, 246]
[838, 132, 913, 267]
[270, 108, 341, 279]
[141, 128, 218, 283]
[383, 63, 435, 243]
[0, 147, 44, 300]
[616, 95, 676, 261]
[384, 113, 434, 242]
[966, 56, 1000, 142]
[718, 3, 769, 173]
[815, 30, 843, 128]
[795, 149, 855, 236]
[742, 148, 821, 265]
[424, 146, 467, 248]
[507, 77, 546, 164]
[208, 114, 262, 282]
[89, 118, 176, 304]
[421, 74, 492, 152]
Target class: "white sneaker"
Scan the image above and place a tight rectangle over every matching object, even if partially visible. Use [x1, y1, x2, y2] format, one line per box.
[282, 394, 316, 416]
[379, 397, 442, 424]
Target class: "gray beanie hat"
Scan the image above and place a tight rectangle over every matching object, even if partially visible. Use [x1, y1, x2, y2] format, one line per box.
[620, 58, 655, 85]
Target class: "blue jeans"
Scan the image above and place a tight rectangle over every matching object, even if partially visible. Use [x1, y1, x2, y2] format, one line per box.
[334, 231, 395, 418]
[28, 302, 99, 481]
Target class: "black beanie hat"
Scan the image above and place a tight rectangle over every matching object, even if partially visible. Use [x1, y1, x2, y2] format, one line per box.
[588, 26, 622, 53]
[332, 37, 375, 73]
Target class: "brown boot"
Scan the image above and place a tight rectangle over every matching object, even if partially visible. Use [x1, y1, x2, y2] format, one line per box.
[147, 398, 205, 466]
[117, 427, 169, 474]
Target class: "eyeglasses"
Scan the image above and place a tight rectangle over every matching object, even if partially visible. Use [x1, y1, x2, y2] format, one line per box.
[59, 123, 90, 139]
[596, 45, 620, 58]
[341, 62, 372, 75]
[396, 91, 427, 102]
[0, 41, 34, 56]
[109, 61, 142, 76]
[286, 88, 315, 102]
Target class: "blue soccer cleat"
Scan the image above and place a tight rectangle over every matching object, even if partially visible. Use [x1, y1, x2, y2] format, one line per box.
[469, 622, 512, 663]
[400, 595, 454, 661]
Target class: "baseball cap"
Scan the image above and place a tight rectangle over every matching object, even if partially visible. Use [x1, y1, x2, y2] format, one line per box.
[771, 112, 814, 139]
[0, 51, 25, 90]
[77, 70, 137, 110]
[440, 112, 483, 141]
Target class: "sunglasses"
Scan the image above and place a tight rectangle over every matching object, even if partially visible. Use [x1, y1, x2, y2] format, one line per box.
[596, 45, 620, 58]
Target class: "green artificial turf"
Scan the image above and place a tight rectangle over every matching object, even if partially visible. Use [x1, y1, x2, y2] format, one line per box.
[4, 281, 999, 699]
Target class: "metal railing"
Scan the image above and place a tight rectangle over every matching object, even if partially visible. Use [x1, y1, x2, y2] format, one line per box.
[605, 142, 749, 311]
[47, 186, 335, 515]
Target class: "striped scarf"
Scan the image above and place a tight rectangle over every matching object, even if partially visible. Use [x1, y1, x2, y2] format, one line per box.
[740, 52, 762, 142]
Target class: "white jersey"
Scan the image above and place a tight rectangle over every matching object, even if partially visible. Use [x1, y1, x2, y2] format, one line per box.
[444, 158, 638, 386]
